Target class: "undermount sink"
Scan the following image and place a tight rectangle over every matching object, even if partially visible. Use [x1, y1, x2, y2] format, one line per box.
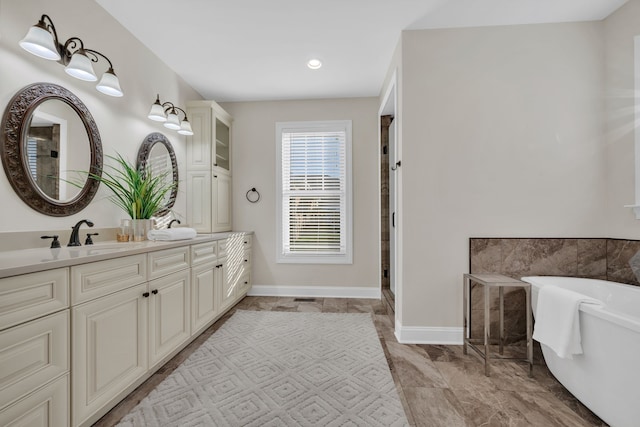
[63, 242, 146, 256]
[86, 242, 141, 250]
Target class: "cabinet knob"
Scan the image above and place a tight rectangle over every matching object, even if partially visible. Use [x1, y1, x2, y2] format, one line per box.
[152, 289, 158, 295]
[244, 259, 248, 262]
[142, 292, 150, 298]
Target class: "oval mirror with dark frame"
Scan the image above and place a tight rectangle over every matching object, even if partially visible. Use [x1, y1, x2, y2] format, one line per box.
[136, 132, 178, 218]
[0, 83, 102, 216]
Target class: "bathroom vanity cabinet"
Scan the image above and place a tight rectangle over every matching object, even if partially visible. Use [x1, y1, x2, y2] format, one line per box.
[186, 100, 233, 233]
[0, 232, 252, 427]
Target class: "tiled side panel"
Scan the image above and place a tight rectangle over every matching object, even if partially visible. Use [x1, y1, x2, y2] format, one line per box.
[578, 239, 608, 279]
[468, 238, 608, 342]
[606, 239, 640, 285]
[501, 238, 580, 277]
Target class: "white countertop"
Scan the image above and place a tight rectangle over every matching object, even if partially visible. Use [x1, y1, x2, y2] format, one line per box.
[0, 232, 250, 279]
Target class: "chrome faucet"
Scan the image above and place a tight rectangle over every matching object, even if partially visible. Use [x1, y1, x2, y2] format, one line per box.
[68, 219, 94, 246]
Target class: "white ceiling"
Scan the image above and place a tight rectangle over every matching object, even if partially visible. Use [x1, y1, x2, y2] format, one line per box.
[95, 0, 627, 102]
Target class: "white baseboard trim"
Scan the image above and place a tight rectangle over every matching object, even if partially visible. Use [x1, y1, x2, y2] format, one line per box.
[247, 285, 381, 299]
[394, 319, 463, 344]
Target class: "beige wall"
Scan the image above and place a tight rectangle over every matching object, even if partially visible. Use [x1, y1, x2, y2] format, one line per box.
[604, 0, 640, 238]
[0, 0, 201, 233]
[1, 0, 625, 334]
[388, 22, 607, 329]
[220, 98, 380, 289]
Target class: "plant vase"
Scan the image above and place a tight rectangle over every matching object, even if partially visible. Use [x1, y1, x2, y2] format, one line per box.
[130, 219, 153, 242]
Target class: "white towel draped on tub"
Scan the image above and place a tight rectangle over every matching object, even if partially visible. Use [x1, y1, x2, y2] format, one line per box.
[147, 227, 197, 241]
[532, 286, 603, 359]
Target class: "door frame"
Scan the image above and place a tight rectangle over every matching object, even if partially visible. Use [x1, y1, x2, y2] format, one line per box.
[378, 70, 401, 323]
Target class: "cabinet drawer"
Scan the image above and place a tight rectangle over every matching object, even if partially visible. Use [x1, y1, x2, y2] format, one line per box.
[190, 241, 217, 266]
[239, 271, 252, 295]
[0, 268, 69, 331]
[220, 233, 249, 259]
[0, 310, 68, 410]
[0, 374, 68, 427]
[148, 247, 190, 280]
[71, 255, 146, 305]
[218, 239, 228, 258]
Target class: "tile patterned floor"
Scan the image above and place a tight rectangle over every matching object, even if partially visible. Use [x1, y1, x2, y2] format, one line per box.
[94, 297, 607, 427]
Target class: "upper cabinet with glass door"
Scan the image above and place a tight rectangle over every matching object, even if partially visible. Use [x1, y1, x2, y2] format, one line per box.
[215, 117, 230, 171]
[185, 100, 232, 173]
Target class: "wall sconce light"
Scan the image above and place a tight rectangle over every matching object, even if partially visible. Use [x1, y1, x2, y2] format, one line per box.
[19, 14, 123, 97]
[148, 95, 194, 136]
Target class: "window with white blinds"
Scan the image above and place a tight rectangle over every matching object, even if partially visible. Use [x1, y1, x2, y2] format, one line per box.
[276, 120, 352, 264]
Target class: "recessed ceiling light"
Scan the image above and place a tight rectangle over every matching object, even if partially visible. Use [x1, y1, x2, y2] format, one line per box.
[307, 59, 322, 70]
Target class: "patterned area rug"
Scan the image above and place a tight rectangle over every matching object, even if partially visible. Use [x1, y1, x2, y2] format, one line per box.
[117, 310, 409, 426]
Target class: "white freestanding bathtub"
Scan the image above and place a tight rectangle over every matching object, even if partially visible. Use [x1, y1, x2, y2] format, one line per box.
[521, 276, 640, 427]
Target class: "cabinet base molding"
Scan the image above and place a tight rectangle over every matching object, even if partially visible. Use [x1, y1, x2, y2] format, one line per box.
[248, 284, 380, 299]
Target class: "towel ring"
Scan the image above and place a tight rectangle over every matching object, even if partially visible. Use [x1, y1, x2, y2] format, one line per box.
[246, 187, 260, 203]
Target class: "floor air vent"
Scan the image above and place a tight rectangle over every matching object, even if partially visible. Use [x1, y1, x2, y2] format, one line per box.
[293, 298, 316, 302]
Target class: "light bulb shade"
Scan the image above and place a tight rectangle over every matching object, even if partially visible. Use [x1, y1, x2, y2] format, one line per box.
[163, 111, 181, 130]
[178, 119, 194, 135]
[96, 69, 123, 97]
[148, 102, 166, 122]
[19, 24, 61, 60]
[65, 51, 97, 81]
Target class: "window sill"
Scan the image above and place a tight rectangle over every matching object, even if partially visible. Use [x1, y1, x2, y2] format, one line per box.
[277, 254, 353, 265]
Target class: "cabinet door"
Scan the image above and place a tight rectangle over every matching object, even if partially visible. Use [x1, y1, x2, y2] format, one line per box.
[191, 261, 219, 334]
[72, 283, 148, 427]
[0, 374, 68, 427]
[187, 171, 212, 233]
[218, 257, 236, 311]
[148, 270, 190, 367]
[212, 170, 232, 232]
[185, 106, 212, 170]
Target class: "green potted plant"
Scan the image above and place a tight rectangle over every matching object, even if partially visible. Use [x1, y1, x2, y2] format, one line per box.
[82, 153, 177, 241]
